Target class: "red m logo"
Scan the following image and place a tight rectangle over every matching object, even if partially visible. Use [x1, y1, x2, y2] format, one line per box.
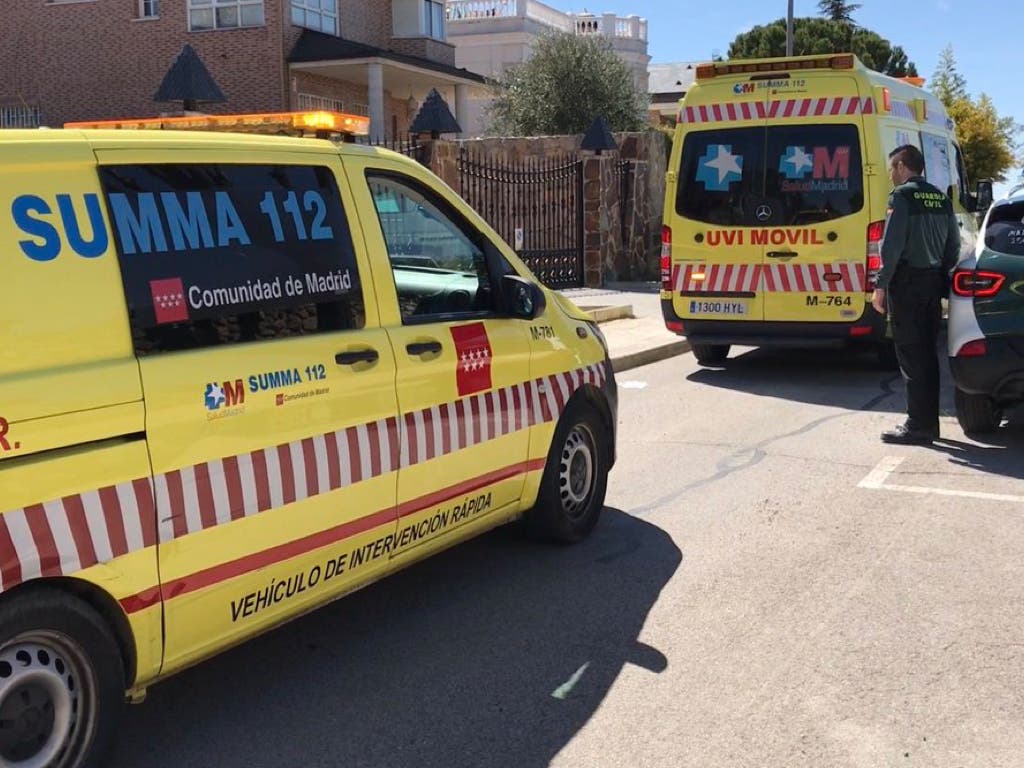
[222, 379, 245, 407]
[813, 146, 850, 179]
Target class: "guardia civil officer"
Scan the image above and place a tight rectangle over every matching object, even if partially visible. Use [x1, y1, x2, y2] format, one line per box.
[871, 144, 960, 445]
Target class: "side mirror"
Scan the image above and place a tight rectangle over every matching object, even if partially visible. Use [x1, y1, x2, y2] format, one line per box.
[976, 180, 994, 213]
[501, 275, 546, 320]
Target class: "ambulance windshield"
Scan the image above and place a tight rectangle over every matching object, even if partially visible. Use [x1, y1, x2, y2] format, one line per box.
[677, 124, 863, 227]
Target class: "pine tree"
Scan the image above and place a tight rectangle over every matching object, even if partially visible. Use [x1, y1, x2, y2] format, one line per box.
[930, 44, 968, 108]
[817, 0, 862, 23]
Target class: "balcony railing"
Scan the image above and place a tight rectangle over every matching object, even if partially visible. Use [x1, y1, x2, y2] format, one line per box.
[446, 0, 645, 40]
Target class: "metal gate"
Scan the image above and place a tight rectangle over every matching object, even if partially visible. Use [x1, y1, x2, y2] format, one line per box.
[457, 148, 584, 288]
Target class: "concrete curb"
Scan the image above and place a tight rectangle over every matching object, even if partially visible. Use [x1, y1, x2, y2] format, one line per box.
[582, 304, 634, 323]
[611, 339, 691, 373]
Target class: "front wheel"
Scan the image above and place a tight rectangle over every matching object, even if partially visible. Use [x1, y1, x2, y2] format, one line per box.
[692, 344, 730, 366]
[0, 590, 124, 768]
[523, 401, 609, 543]
[954, 387, 1003, 434]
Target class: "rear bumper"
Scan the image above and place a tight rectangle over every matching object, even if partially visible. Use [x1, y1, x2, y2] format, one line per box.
[661, 298, 887, 347]
[949, 337, 1024, 403]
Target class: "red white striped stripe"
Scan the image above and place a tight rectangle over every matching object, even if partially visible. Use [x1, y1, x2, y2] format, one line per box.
[673, 263, 867, 293]
[679, 97, 875, 124]
[0, 363, 605, 596]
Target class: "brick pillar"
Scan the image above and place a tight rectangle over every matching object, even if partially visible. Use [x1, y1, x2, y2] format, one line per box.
[581, 152, 621, 287]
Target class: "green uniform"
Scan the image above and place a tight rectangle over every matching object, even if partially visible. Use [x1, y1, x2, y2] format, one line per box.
[877, 176, 960, 288]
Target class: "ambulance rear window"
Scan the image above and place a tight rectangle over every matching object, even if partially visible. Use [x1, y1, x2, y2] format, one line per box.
[677, 124, 863, 227]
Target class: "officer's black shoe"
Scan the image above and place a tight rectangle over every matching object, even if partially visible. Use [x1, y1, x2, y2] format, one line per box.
[881, 424, 938, 445]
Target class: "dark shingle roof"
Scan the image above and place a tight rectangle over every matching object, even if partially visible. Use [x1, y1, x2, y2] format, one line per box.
[154, 44, 226, 104]
[288, 30, 485, 85]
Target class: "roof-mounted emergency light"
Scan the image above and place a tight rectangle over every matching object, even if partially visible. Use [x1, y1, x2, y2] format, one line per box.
[695, 54, 855, 80]
[64, 110, 371, 138]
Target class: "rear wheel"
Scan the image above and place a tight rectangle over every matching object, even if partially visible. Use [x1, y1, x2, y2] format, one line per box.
[691, 344, 730, 366]
[524, 401, 608, 543]
[0, 590, 124, 768]
[954, 387, 1004, 434]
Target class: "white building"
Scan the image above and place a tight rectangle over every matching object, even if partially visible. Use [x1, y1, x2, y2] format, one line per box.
[648, 61, 700, 125]
[446, 0, 649, 136]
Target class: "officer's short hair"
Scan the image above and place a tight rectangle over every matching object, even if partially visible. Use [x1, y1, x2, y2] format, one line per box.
[889, 144, 925, 175]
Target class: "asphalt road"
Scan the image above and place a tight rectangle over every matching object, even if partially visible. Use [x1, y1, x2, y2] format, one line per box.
[111, 346, 1024, 768]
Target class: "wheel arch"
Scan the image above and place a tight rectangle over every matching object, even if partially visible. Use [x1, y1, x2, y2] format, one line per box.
[0, 577, 139, 687]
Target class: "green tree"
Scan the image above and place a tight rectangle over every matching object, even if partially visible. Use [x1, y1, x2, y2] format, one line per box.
[817, 0, 862, 23]
[929, 46, 1019, 181]
[727, 17, 917, 76]
[930, 44, 968, 107]
[948, 95, 1018, 183]
[486, 32, 647, 136]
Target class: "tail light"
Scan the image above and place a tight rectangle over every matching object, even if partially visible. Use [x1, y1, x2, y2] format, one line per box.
[952, 270, 1005, 298]
[866, 220, 884, 291]
[957, 339, 988, 357]
[661, 225, 673, 292]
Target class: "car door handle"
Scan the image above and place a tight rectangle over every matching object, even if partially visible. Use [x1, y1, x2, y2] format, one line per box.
[767, 251, 799, 259]
[406, 340, 442, 356]
[335, 349, 379, 366]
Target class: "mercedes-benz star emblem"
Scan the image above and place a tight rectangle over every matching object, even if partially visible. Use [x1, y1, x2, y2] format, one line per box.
[755, 204, 773, 222]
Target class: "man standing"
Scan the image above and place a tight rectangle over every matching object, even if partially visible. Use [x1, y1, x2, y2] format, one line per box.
[871, 144, 961, 445]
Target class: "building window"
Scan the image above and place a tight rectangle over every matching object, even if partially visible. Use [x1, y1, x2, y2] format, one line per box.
[291, 0, 338, 35]
[423, 0, 444, 39]
[189, 0, 265, 31]
[139, 0, 159, 17]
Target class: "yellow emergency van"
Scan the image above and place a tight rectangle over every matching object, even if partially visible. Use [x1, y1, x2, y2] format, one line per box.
[0, 111, 617, 768]
[660, 53, 987, 365]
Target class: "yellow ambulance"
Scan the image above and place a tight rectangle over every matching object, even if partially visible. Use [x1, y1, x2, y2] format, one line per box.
[0, 111, 617, 767]
[661, 53, 987, 365]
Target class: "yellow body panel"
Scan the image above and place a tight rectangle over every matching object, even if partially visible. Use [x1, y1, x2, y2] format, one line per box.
[0, 130, 611, 704]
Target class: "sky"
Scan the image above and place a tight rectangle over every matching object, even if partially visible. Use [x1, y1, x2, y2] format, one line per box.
[562, 0, 1023, 193]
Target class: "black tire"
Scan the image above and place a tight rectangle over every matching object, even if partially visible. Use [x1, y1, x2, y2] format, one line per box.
[955, 387, 1003, 434]
[523, 400, 609, 544]
[692, 343, 730, 365]
[0, 588, 125, 768]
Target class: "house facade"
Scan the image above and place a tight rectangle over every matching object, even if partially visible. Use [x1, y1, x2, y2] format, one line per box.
[648, 61, 699, 125]
[0, 0, 484, 138]
[445, 0, 649, 136]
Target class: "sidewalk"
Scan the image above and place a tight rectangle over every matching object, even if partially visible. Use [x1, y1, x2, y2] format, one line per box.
[559, 281, 691, 373]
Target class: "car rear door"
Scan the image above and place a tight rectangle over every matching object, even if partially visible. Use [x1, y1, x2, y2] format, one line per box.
[760, 80, 871, 323]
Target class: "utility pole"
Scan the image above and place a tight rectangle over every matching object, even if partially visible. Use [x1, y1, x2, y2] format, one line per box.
[786, 0, 794, 56]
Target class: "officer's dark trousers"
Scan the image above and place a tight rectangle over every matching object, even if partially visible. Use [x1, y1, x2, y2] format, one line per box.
[888, 270, 945, 435]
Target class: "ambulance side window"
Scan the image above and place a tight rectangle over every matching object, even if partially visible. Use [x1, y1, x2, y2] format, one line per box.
[365, 173, 499, 323]
[100, 164, 366, 356]
[953, 143, 970, 204]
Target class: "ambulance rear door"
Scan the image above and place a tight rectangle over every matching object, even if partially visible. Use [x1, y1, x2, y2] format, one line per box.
[671, 80, 771, 323]
[760, 77, 871, 323]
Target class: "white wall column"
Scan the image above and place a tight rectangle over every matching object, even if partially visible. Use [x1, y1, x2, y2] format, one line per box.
[368, 62, 385, 141]
[454, 84, 469, 138]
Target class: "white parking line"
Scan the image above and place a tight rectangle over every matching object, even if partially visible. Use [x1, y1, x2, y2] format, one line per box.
[859, 456, 1024, 504]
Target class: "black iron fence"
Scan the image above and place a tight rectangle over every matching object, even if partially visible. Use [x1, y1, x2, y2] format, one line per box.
[457, 148, 584, 288]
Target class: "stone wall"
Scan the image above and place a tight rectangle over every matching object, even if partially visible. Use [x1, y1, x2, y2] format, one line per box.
[421, 130, 668, 286]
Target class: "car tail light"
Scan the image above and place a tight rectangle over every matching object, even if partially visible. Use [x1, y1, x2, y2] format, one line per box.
[952, 270, 1006, 298]
[661, 226, 673, 292]
[957, 339, 988, 357]
[666, 320, 684, 333]
[849, 325, 873, 337]
[865, 220, 885, 291]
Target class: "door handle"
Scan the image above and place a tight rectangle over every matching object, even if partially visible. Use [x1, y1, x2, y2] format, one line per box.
[406, 340, 442, 356]
[767, 251, 799, 259]
[335, 349, 379, 366]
